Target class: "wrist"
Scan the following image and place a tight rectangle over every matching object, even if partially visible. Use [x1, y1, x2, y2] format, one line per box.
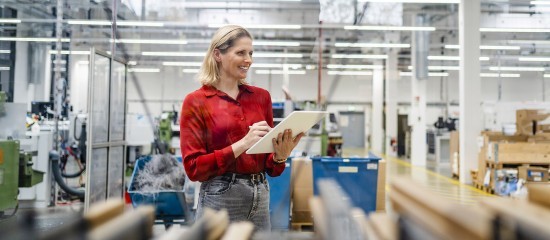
[273, 154, 287, 164]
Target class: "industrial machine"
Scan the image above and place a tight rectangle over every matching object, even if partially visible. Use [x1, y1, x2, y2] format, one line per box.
[0, 140, 44, 218]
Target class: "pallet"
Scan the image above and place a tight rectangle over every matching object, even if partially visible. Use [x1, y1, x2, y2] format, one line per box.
[291, 222, 314, 231]
[474, 182, 495, 194]
[486, 161, 550, 170]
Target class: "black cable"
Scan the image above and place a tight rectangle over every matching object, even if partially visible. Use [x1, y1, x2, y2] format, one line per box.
[50, 150, 84, 198]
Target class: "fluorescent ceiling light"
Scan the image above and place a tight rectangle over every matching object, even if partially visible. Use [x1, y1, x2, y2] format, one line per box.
[128, 68, 160, 73]
[327, 64, 384, 69]
[68, 20, 164, 27]
[0, 19, 21, 23]
[0, 50, 10, 54]
[480, 27, 550, 33]
[545, 74, 550, 78]
[163, 62, 202, 66]
[518, 57, 550, 62]
[255, 70, 306, 75]
[182, 69, 200, 73]
[489, 66, 545, 72]
[331, 54, 388, 59]
[0, 37, 70, 42]
[114, 39, 187, 44]
[408, 66, 460, 71]
[208, 24, 301, 29]
[400, 72, 449, 77]
[328, 71, 373, 76]
[49, 50, 90, 55]
[253, 41, 300, 47]
[480, 73, 520, 78]
[0, 67, 10, 71]
[252, 63, 303, 68]
[335, 43, 410, 48]
[444, 45, 520, 50]
[142, 52, 205, 57]
[117, 21, 164, 27]
[128, 61, 137, 66]
[531, 0, 550, 4]
[68, 20, 111, 25]
[428, 56, 490, 61]
[344, 26, 435, 31]
[358, 0, 458, 3]
[253, 53, 303, 58]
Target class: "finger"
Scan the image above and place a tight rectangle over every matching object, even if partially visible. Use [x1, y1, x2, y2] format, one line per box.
[277, 132, 283, 143]
[272, 138, 277, 146]
[253, 121, 268, 127]
[286, 129, 293, 141]
[293, 132, 305, 143]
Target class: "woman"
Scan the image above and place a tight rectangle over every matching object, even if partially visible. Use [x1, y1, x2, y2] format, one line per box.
[179, 25, 304, 230]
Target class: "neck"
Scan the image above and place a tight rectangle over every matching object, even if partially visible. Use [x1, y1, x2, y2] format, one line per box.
[214, 77, 239, 93]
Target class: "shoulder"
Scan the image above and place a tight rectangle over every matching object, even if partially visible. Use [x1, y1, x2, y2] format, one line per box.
[183, 88, 207, 106]
[246, 85, 271, 97]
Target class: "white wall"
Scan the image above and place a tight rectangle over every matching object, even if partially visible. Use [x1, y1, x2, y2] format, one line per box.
[123, 67, 548, 126]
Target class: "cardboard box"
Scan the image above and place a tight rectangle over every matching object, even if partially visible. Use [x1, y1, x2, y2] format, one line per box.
[516, 109, 550, 136]
[376, 160, 386, 211]
[450, 131, 460, 176]
[518, 166, 549, 182]
[291, 158, 313, 223]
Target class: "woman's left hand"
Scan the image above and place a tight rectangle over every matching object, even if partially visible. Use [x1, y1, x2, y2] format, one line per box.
[272, 129, 304, 162]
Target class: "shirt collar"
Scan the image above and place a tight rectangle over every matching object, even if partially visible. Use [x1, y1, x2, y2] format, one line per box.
[202, 84, 254, 97]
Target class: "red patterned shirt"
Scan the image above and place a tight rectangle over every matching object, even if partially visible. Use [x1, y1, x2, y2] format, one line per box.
[180, 84, 283, 182]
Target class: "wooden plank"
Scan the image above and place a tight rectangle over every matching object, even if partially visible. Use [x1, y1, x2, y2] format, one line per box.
[221, 222, 254, 240]
[376, 160, 386, 211]
[369, 212, 397, 240]
[389, 177, 492, 240]
[527, 183, 550, 209]
[84, 199, 125, 230]
[479, 197, 550, 237]
[309, 197, 328, 239]
[87, 206, 155, 240]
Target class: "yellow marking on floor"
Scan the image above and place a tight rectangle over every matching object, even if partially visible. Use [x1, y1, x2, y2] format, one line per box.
[381, 154, 493, 197]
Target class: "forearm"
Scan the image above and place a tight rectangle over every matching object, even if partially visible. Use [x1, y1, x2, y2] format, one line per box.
[231, 140, 248, 159]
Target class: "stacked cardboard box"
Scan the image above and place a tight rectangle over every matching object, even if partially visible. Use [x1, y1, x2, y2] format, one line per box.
[516, 109, 550, 136]
[291, 158, 313, 224]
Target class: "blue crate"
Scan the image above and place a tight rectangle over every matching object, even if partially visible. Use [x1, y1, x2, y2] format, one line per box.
[311, 156, 381, 213]
[128, 156, 189, 222]
[267, 159, 292, 230]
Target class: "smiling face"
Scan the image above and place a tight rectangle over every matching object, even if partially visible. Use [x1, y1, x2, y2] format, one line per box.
[215, 37, 253, 82]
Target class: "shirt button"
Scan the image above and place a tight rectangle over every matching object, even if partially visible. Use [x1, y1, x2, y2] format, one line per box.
[241, 118, 245, 121]
[237, 103, 241, 106]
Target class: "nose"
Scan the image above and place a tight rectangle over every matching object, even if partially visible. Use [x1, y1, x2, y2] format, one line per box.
[244, 54, 252, 63]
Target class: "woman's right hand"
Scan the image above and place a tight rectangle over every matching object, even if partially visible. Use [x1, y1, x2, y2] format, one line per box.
[241, 121, 271, 149]
[232, 121, 271, 158]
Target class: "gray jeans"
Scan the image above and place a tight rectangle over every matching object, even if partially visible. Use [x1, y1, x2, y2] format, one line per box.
[196, 174, 271, 231]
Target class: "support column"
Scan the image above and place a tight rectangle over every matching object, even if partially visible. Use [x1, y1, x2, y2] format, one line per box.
[459, 0, 482, 184]
[385, 33, 399, 157]
[410, 14, 429, 166]
[371, 68, 384, 154]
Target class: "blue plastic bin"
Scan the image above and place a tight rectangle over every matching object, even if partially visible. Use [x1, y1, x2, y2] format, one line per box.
[128, 156, 190, 223]
[311, 155, 381, 213]
[267, 159, 292, 230]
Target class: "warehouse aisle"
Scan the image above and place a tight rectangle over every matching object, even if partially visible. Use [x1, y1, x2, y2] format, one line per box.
[342, 148, 494, 207]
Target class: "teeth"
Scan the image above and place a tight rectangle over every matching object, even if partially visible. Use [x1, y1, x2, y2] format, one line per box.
[240, 66, 249, 70]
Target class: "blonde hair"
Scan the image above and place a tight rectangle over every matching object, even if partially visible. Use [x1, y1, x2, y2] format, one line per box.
[198, 25, 253, 86]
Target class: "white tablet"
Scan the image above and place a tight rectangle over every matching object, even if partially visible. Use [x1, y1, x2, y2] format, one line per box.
[246, 111, 328, 154]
